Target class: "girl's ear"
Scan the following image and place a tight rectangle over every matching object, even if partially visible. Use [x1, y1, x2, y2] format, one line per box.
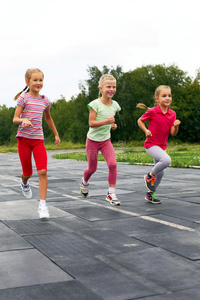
[25, 79, 29, 86]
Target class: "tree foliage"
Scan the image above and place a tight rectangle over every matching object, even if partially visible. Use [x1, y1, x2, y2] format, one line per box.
[4, 64, 200, 145]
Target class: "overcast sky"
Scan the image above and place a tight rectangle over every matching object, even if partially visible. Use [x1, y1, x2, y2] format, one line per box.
[1, 0, 199, 108]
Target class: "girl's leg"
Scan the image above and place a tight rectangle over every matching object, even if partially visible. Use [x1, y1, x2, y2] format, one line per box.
[18, 138, 33, 183]
[146, 146, 171, 190]
[101, 140, 120, 205]
[100, 139, 117, 186]
[37, 169, 48, 200]
[32, 140, 49, 219]
[83, 138, 99, 182]
[32, 140, 48, 200]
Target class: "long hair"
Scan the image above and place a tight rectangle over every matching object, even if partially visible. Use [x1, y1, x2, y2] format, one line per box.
[14, 68, 44, 100]
[136, 85, 171, 109]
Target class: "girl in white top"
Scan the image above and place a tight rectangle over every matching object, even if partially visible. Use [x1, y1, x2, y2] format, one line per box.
[80, 74, 121, 205]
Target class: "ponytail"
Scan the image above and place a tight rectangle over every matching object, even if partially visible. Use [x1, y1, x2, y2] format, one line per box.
[136, 103, 149, 109]
[14, 86, 29, 101]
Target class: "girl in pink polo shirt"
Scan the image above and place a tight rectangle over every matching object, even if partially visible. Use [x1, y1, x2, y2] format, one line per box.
[13, 68, 61, 219]
[137, 85, 180, 204]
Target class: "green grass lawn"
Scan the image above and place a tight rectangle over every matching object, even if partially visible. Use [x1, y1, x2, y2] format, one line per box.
[52, 143, 200, 168]
[2, 141, 200, 168]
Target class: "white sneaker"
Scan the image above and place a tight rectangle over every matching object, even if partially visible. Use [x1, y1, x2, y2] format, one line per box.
[106, 193, 121, 206]
[38, 204, 50, 220]
[21, 179, 32, 199]
[80, 178, 89, 198]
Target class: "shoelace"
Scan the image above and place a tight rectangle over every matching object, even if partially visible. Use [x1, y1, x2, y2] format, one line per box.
[39, 205, 48, 211]
[108, 193, 118, 201]
[151, 192, 157, 200]
[81, 183, 89, 193]
[22, 183, 30, 191]
[148, 176, 156, 186]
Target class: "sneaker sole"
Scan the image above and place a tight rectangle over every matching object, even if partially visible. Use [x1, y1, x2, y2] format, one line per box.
[38, 211, 50, 220]
[106, 197, 121, 206]
[39, 216, 50, 220]
[80, 191, 88, 198]
[144, 175, 155, 193]
[21, 180, 32, 199]
[21, 190, 32, 199]
[145, 197, 161, 204]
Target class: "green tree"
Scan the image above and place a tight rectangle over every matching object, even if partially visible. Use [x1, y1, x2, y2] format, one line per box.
[116, 64, 191, 142]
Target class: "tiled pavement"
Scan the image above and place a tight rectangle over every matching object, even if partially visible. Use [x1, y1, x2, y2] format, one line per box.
[0, 151, 199, 300]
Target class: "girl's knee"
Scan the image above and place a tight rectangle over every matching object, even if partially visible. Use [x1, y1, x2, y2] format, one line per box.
[165, 156, 171, 167]
[108, 162, 117, 171]
[90, 167, 97, 175]
[38, 169, 47, 176]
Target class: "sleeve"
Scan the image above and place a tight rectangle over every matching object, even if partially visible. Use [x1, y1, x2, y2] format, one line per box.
[141, 108, 153, 122]
[88, 99, 98, 113]
[44, 96, 51, 110]
[16, 95, 25, 108]
[115, 101, 121, 112]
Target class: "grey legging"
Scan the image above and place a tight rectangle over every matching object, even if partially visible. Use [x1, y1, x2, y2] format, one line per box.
[145, 146, 171, 191]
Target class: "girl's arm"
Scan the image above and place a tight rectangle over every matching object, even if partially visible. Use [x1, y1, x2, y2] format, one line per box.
[170, 119, 181, 136]
[89, 107, 115, 128]
[44, 110, 61, 145]
[137, 117, 152, 137]
[13, 105, 33, 127]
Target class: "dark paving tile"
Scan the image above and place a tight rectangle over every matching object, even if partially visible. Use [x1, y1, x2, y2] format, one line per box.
[0, 222, 32, 251]
[24, 232, 113, 258]
[2, 219, 66, 236]
[131, 228, 200, 260]
[54, 257, 157, 300]
[97, 247, 200, 293]
[0, 154, 199, 299]
[0, 281, 103, 300]
[141, 287, 200, 300]
[61, 205, 132, 221]
[51, 215, 95, 231]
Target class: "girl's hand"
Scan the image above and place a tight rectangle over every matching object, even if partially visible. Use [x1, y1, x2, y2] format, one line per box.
[22, 119, 33, 128]
[106, 115, 115, 125]
[55, 135, 61, 145]
[145, 129, 152, 137]
[174, 119, 181, 127]
[111, 123, 117, 130]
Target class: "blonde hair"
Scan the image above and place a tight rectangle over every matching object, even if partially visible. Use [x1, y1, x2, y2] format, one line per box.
[136, 85, 171, 109]
[98, 74, 116, 88]
[14, 68, 44, 100]
[155, 85, 171, 99]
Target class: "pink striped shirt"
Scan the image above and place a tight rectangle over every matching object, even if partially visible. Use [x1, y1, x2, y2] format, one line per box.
[16, 93, 51, 140]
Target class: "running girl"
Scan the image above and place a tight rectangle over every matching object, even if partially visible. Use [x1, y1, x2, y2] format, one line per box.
[13, 68, 61, 219]
[137, 85, 180, 204]
[80, 74, 121, 205]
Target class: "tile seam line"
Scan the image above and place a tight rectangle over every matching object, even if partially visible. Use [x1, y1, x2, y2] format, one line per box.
[48, 190, 195, 233]
[5, 176, 195, 232]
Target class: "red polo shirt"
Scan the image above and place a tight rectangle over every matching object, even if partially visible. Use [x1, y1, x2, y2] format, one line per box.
[141, 105, 176, 150]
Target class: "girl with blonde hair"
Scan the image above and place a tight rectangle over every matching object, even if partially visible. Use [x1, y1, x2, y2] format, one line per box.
[13, 68, 61, 219]
[137, 85, 181, 204]
[80, 74, 121, 205]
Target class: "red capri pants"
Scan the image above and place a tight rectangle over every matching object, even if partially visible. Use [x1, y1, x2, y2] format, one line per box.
[18, 137, 47, 177]
[84, 138, 117, 185]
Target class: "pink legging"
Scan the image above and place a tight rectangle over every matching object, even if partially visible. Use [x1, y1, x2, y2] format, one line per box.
[83, 138, 117, 185]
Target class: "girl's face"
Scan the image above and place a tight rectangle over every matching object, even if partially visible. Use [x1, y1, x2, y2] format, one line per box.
[99, 80, 116, 99]
[156, 87, 172, 108]
[26, 71, 44, 94]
